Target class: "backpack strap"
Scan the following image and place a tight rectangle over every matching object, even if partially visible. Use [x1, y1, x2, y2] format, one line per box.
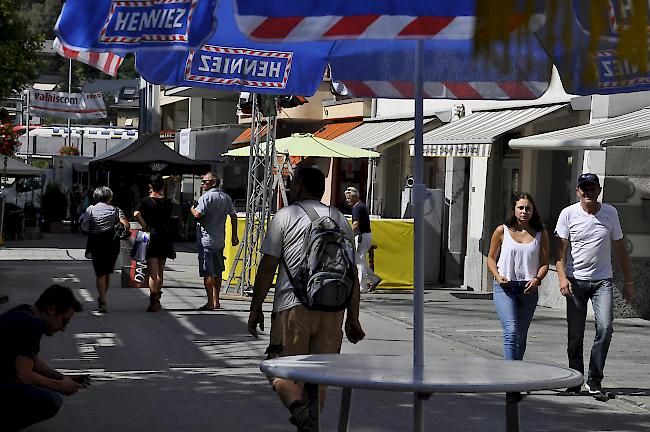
[298, 201, 344, 231]
[296, 201, 320, 222]
[280, 201, 320, 292]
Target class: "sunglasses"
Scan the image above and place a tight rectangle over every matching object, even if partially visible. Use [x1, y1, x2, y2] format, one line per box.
[201, 179, 213, 184]
[516, 206, 532, 211]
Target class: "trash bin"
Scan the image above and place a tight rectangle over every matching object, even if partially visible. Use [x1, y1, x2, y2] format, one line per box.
[120, 222, 150, 288]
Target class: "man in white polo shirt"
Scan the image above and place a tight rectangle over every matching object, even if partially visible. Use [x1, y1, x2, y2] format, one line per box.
[555, 173, 634, 399]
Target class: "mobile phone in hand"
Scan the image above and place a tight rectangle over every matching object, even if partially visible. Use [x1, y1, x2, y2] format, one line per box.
[71, 374, 92, 386]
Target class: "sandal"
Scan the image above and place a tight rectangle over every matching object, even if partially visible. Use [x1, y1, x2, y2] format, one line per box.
[198, 304, 216, 311]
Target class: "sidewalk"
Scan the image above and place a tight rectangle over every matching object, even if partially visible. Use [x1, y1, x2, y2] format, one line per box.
[0, 233, 648, 431]
[0, 232, 88, 260]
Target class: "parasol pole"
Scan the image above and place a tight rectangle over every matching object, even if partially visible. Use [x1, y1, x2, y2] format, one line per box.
[412, 39, 425, 432]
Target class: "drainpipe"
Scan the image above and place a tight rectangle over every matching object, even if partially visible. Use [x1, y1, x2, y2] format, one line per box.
[367, 98, 378, 214]
[366, 158, 377, 214]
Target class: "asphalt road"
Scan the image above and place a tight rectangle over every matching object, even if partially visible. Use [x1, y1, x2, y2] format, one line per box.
[0, 241, 648, 431]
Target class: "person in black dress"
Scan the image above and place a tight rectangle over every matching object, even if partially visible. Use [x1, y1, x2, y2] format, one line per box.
[133, 175, 175, 312]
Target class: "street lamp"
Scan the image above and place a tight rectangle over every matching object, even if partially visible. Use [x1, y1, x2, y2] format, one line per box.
[78, 129, 85, 156]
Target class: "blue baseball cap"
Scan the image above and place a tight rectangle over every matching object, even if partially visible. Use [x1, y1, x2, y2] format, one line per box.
[577, 173, 600, 187]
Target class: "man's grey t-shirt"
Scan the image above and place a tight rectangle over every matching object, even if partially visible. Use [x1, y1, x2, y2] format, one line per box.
[260, 200, 354, 312]
[195, 188, 235, 250]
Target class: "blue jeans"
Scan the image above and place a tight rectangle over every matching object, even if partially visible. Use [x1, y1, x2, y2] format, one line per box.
[566, 278, 614, 385]
[493, 280, 539, 360]
[0, 382, 63, 431]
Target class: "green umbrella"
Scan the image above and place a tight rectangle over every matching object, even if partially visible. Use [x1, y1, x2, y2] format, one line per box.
[223, 133, 379, 158]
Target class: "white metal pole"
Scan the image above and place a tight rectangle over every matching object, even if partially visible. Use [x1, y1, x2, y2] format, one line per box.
[67, 58, 72, 147]
[0, 157, 6, 243]
[412, 39, 425, 432]
[26, 90, 30, 158]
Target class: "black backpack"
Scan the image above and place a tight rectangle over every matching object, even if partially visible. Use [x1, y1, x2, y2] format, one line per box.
[281, 202, 356, 311]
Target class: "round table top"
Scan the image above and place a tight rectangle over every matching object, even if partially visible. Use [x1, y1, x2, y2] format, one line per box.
[261, 354, 583, 394]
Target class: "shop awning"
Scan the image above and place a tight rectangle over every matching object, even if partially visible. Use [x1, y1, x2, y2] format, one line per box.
[509, 107, 650, 150]
[232, 120, 362, 147]
[232, 125, 268, 145]
[314, 121, 362, 140]
[409, 105, 566, 157]
[335, 118, 440, 150]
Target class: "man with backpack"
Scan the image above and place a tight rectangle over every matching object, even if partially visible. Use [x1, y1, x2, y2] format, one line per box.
[248, 166, 365, 431]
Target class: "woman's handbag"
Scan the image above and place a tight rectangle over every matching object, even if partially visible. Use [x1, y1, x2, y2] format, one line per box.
[79, 209, 90, 234]
[112, 208, 131, 241]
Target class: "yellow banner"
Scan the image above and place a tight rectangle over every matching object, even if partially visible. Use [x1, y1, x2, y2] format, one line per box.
[223, 216, 414, 290]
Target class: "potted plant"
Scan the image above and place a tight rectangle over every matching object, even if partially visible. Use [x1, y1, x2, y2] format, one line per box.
[59, 145, 80, 156]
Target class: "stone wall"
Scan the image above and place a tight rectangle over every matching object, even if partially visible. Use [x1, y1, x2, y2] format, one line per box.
[603, 142, 650, 319]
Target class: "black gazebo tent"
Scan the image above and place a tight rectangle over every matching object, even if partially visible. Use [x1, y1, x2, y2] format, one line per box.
[88, 134, 210, 175]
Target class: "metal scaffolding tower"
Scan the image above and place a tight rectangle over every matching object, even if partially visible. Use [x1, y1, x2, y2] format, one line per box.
[224, 96, 277, 295]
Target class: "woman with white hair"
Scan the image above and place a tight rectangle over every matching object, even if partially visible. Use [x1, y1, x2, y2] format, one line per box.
[84, 186, 130, 313]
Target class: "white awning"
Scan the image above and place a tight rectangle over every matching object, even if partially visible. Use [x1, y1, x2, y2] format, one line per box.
[509, 107, 650, 150]
[414, 143, 492, 158]
[409, 105, 566, 157]
[335, 118, 439, 150]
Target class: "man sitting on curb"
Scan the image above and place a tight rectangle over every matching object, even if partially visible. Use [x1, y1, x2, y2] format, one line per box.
[0, 285, 88, 431]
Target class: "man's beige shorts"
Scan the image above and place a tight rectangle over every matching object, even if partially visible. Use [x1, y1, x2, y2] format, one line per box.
[265, 305, 344, 387]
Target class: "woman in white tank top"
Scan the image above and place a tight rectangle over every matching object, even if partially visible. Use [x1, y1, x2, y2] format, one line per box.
[487, 193, 550, 360]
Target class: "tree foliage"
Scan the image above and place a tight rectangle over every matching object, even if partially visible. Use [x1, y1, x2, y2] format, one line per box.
[0, 0, 43, 99]
[23, 0, 60, 41]
[1, 0, 137, 102]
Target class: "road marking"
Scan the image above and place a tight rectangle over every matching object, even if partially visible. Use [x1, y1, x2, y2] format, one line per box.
[53, 273, 80, 283]
[74, 332, 121, 361]
[58, 367, 263, 381]
[78, 288, 94, 302]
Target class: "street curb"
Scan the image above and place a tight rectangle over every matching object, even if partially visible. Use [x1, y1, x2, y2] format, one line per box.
[219, 292, 272, 303]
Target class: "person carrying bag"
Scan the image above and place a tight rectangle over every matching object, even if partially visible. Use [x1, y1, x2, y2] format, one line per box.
[84, 187, 130, 314]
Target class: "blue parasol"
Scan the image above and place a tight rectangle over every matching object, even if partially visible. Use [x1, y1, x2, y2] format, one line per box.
[135, 0, 331, 96]
[55, 0, 218, 51]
